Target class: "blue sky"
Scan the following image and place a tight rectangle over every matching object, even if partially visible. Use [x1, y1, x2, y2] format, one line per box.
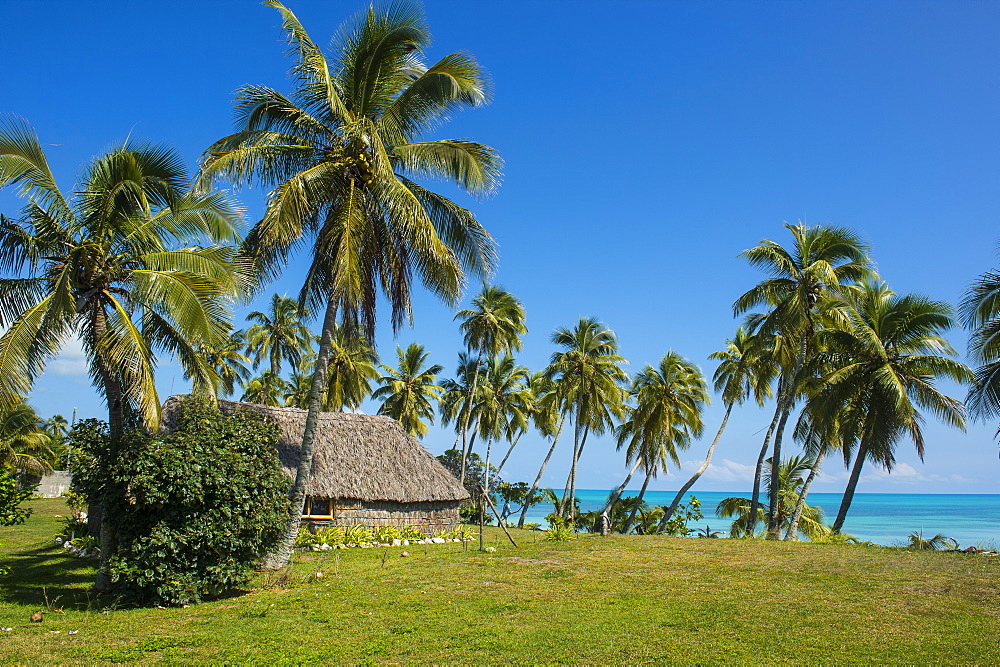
[2, 1, 998, 493]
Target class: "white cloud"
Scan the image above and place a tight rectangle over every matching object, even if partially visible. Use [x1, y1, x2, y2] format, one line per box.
[47, 337, 88, 377]
[695, 458, 756, 483]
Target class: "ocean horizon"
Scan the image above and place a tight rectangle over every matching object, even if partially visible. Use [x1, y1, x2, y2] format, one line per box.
[515, 490, 1000, 547]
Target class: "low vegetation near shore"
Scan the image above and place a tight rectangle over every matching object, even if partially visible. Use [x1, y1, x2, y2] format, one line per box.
[1, 499, 998, 664]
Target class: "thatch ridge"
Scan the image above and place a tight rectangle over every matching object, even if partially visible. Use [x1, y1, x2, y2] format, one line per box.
[161, 396, 469, 504]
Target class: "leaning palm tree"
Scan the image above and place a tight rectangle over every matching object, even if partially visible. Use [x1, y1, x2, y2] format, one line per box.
[546, 317, 629, 519]
[0, 118, 244, 589]
[455, 286, 527, 483]
[817, 281, 971, 533]
[606, 352, 707, 534]
[717, 456, 830, 541]
[516, 373, 565, 528]
[734, 222, 873, 538]
[245, 294, 313, 378]
[199, 1, 499, 569]
[373, 343, 443, 438]
[659, 327, 773, 527]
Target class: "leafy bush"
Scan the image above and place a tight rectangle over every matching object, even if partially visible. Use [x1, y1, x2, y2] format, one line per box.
[344, 525, 374, 544]
[545, 516, 575, 541]
[73, 398, 290, 605]
[659, 496, 703, 536]
[0, 473, 33, 526]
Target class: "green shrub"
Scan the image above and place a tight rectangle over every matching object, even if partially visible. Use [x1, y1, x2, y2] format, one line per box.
[344, 525, 374, 544]
[0, 473, 33, 526]
[545, 516, 574, 541]
[659, 496, 703, 536]
[73, 398, 291, 606]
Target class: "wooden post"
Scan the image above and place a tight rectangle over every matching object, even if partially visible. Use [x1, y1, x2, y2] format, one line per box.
[479, 484, 518, 547]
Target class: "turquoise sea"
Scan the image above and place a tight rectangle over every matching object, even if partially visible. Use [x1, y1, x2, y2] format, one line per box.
[517, 490, 1000, 547]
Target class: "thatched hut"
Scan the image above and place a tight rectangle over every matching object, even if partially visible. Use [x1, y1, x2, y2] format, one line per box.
[161, 396, 469, 533]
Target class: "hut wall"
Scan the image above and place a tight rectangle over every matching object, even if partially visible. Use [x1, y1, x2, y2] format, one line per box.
[303, 499, 462, 533]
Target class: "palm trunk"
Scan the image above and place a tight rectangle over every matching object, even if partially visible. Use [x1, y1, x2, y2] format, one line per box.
[260, 296, 338, 570]
[92, 306, 124, 593]
[784, 449, 825, 541]
[602, 457, 644, 530]
[622, 469, 652, 534]
[559, 414, 581, 517]
[517, 416, 565, 528]
[766, 396, 794, 539]
[567, 427, 590, 522]
[459, 352, 483, 486]
[658, 403, 733, 533]
[494, 432, 523, 477]
[747, 380, 784, 539]
[833, 442, 867, 534]
[768, 332, 809, 540]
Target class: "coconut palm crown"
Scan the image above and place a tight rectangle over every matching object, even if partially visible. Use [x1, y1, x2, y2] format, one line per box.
[0, 117, 244, 438]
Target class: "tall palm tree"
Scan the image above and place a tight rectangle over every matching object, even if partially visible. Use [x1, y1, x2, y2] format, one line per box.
[321, 324, 379, 412]
[200, 1, 499, 569]
[960, 256, 1000, 430]
[494, 369, 545, 475]
[717, 455, 830, 540]
[242, 370, 291, 407]
[245, 294, 313, 378]
[0, 118, 243, 438]
[373, 343, 443, 438]
[188, 329, 253, 398]
[659, 327, 774, 527]
[516, 373, 565, 528]
[817, 281, 971, 533]
[455, 286, 527, 483]
[608, 352, 708, 534]
[439, 352, 483, 448]
[472, 355, 531, 498]
[734, 222, 872, 538]
[0, 118, 243, 590]
[546, 317, 628, 520]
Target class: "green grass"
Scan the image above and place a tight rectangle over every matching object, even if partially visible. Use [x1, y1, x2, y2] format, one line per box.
[2, 498, 999, 664]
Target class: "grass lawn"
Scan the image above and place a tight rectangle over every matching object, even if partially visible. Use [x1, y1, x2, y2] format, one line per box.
[1, 498, 998, 664]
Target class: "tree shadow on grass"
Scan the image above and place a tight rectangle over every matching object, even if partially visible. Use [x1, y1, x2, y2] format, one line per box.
[0, 543, 102, 610]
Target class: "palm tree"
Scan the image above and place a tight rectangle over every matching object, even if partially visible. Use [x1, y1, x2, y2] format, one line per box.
[242, 371, 291, 407]
[717, 455, 830, 540]
[472, 355, 531, 499]
[199, 1, 499, 569]
[816, 281, 971, 533]
[439, 352, 483, 449]
[455, 286, 527, 483]
[494, 369, 544, 476]
[608, 352, 707, 534]
[322, 325, 379, 412]
[188, 329, 253, 397]
[245, 294, 313, 378]
[960, 256, 1000, 430]
[659, 327, 774, 527]
[373, 343, 443, 438]
[0, 402, 55, 476]
[0, 118, 243, 439]
[546, 318, 628, 520]
[734, 222, 873, 538]
[516, 373, 566, 528]
[283, 355, 317, 409]
[0, 119, 243, 590]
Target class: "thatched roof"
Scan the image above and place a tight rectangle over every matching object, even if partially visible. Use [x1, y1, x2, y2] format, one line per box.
[161, 396, 469, 504]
